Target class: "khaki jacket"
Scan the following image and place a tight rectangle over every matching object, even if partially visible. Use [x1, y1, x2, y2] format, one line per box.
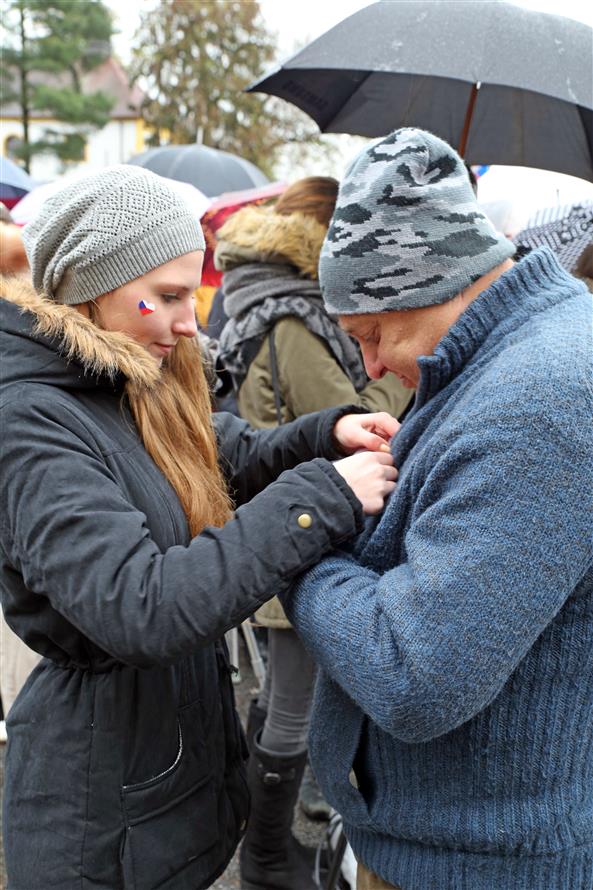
[218, 205, 414, 627]
[240, 318, 412, 628]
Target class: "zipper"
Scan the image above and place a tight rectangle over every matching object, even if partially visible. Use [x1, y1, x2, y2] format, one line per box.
[122, 721, 183, 791]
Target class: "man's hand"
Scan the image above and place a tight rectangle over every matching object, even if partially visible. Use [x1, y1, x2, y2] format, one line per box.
[334, 451, 398, 515]
[333, 412, 400, 455]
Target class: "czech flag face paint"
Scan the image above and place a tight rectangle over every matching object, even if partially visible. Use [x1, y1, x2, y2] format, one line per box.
[138, 300, 156, 316]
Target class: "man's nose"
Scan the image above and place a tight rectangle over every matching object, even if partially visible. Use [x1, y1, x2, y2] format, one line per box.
[362, 347, 386, 380]
[173, 302, 198, 338]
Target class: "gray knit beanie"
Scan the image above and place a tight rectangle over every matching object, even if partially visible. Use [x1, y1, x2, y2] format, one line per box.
[23, 165, 205, 304]
[319, 128, 515, 314]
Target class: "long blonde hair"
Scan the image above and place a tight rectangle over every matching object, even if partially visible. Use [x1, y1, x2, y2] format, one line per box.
[127, 336, 232, 536]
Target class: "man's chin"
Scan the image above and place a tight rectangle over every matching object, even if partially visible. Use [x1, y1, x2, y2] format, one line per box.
[394, 372, 415, 389]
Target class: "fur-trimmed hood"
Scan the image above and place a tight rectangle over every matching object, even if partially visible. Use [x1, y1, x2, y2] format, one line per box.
[0, 275, 160, 392]
[214, 205, 327, 279]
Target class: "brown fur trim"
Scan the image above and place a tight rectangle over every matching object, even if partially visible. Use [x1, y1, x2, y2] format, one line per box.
[0, 275, 160, 388]
[216, 205, 327, 279]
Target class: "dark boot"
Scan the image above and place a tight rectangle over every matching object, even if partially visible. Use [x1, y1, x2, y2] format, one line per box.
[240, 732, 317, 890]
[245, 698, 267, 753]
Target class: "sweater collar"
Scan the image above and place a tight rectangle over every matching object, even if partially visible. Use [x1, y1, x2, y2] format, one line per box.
[414, 248, 577, 406]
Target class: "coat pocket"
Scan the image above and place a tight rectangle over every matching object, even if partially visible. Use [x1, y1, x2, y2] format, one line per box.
[120, 701, 219, 890]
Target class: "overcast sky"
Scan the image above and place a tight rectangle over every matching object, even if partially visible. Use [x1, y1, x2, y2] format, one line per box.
[109, 0, 593, 62]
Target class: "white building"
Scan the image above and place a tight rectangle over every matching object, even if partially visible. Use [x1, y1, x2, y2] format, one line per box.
[1, 57, 146, 181]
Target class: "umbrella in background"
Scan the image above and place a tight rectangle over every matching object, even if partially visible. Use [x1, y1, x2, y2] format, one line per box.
[199, 182, 286, 288]
[10, 169, 212, 226]
[248, 0, 593, 181]
[127, 144, 269, 196]
[0, 156, 35, 209]
[514, 201, 593, 272]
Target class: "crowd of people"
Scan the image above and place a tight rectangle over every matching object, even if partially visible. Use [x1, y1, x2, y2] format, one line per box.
[0, 126, 591, 890]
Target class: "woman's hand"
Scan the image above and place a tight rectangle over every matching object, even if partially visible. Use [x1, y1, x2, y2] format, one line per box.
[334, 451, 398, 515]
[334, 412, 400, 455]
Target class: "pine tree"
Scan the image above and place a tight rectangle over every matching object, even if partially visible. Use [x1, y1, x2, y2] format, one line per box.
[1, 0, 115, 171]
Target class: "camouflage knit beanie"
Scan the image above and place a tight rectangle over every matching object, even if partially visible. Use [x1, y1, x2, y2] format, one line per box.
[23, 165, 205, 304]
[319, 128, 515, 314]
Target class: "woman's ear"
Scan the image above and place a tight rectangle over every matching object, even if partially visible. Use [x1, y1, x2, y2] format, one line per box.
[0, 224, 29, 274]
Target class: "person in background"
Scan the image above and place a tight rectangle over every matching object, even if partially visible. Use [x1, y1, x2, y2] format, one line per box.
[574, 242, 593, 291]
[215, 176, 411, 890]
[0, 203, 29, 275]
[0, 201, 14, 223]
[0, 201, 40, 744]
[0, 165, 399, 890]
[281, 129, 593, 890]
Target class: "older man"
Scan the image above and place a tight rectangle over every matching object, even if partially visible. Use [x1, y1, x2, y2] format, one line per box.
[281, 129, 593, 890]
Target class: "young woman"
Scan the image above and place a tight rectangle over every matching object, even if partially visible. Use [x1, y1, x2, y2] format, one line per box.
[215, 176, 412, 890]
[0, 166, 398, 890]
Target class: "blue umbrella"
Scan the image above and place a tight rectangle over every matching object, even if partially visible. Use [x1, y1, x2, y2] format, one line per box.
[0, 156, 34, 201]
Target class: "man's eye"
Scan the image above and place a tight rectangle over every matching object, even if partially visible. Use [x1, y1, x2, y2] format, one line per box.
[160, 293, 179, 303]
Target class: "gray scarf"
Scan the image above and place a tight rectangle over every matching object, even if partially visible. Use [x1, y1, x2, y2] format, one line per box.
[219, 262, 368, 391]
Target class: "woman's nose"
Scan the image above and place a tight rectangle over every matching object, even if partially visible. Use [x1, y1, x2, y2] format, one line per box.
[172, 301, 198, 338]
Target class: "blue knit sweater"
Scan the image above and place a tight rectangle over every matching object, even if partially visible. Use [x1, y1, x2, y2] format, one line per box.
[283, 249, 593, 890]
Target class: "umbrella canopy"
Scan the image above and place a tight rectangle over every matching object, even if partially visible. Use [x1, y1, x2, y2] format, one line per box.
[127, 144, 269, 196]
[0, 156, 35, 204]
[248, 0, 593, 181]
[199, 182, 286, 288]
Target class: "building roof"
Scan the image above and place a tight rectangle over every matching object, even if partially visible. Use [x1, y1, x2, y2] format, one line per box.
[1, 56, 144, 120]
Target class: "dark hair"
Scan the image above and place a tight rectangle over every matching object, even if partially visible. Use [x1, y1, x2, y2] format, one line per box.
[274, 176, 339, 228]
[574, 243, 593, 280]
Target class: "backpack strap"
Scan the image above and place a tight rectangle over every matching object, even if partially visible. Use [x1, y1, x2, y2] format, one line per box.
[268, 328, 284, 426]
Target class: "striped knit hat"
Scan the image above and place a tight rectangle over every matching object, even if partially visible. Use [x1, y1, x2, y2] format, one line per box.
[23, 165, 205, 304]
[320, 128, 515, 314]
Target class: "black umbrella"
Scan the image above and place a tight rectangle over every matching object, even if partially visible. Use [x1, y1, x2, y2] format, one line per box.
[248, 0, 593, 181]
[127, 144, 269, 197]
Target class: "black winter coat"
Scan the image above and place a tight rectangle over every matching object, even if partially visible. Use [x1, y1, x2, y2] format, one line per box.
[0, 279, 363, 890]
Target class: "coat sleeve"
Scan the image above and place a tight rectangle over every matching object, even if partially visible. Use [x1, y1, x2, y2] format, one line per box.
[213, 404, 360, 506]
[274, 317, 413, 419]
[1, 395, 363, 668]
[281, 406, 593, 743]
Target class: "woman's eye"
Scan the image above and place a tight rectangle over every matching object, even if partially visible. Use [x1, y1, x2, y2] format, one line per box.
[160, 293, 179, 303]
